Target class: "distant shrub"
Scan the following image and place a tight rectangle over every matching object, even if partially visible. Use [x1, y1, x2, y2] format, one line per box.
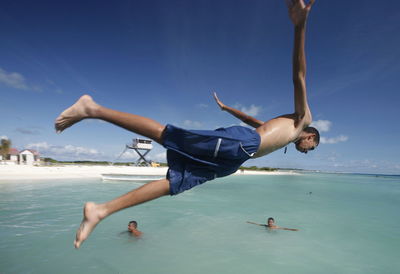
[239, 166, 278, 172]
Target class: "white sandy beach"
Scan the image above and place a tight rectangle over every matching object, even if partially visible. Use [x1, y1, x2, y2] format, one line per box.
[0, 164, 296, 180]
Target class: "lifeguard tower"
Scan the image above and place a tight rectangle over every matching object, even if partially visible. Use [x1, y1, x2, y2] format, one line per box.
[126, 138, 153, 166]
[103, 138, 164, 181]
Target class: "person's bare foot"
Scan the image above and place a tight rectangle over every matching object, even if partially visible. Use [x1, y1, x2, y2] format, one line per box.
[55, 95, 99, 133]
[74, 202, 105, 249]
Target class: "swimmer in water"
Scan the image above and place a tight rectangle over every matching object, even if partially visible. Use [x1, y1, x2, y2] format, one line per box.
[247, 217, 299, 231]
[127, 220, 142, 237]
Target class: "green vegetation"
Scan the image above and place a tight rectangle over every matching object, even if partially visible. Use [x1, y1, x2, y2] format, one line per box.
[239, 166, 278, 172]
[41, 158, 276, 171]
[41, 158, 168, 166]
[0, 138, 11, 160]
[42, 157, 58, 163]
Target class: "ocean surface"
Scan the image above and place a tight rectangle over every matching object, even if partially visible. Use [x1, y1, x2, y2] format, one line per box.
[1, 172, 399, 274]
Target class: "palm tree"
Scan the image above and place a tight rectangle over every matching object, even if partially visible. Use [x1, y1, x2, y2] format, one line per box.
[0, 138, 11, 160]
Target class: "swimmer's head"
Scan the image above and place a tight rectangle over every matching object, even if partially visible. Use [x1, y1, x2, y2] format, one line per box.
[295, 126, 320, 154]
[267, 217, 275, 226]
[128, 220, 138, 231]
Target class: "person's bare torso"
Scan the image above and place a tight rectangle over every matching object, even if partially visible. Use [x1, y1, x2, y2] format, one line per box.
[253, 114, 309, 158]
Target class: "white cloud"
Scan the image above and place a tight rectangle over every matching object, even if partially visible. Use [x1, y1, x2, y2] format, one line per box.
[0, 67, 61, 93]
[183, 120, 203, 128]
[1, 136, 9, 140]
[240, 104, 261, 116]
[152, 152, 167, 162]
[61, 145, 99, 155]
[196, 103, 208, 108]
[26, 142, 101, 158]
[346, 159, 385, 171]
[116, 150, 138, 160]
[311, 119, 349, 145]
[320, 135, 348, 144]
[113, 149, 167, 163]
[232, 103, 262, 116]
[0, 67, 29, 90]
[311, 120, 332, 132]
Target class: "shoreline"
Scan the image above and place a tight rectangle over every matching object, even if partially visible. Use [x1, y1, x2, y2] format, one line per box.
[0, 164, 298, 181]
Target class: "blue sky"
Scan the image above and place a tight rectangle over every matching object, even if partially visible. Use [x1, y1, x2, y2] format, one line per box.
[1, 0, 399, 174]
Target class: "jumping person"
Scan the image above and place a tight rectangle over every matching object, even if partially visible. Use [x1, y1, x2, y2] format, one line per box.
[55, 0, 318, 248]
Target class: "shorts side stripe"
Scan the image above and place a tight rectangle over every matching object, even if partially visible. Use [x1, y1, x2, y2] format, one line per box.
[214, 138, 222, 158]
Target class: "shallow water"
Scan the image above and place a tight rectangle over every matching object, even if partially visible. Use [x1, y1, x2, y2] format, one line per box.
[1, 173, 399, 274]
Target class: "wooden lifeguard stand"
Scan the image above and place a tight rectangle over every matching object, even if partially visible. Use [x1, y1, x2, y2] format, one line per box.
[126, 138, 153, 166]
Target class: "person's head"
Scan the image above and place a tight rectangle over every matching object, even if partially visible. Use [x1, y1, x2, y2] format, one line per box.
[295, 126, 320, 154]
[128, 220, 138, 231]
[267, 217, 275, 226]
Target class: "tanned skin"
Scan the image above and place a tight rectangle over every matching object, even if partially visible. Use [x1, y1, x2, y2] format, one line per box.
[54, 0, 316, 249]
[214, 0, 317, 155]
[128, 222, 143, 237]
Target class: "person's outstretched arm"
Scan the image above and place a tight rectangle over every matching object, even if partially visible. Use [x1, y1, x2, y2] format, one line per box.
[287, 0, 315, 126]
[246, 221, 266, 227]
[214, 93, 264, 128]
[276, 226, 299, 231]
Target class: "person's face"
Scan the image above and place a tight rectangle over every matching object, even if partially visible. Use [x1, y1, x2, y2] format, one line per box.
[295, 135, 316, 154]
[268, 219, 275, 226]
[128, 223, 136, 231]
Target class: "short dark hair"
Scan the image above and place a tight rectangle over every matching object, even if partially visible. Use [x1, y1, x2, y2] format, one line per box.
[129, 220, 137, 227]
[267, 217, 274, 222]
[304, 126, 320, 146]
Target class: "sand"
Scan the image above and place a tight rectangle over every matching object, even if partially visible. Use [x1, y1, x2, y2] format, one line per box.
[0, 164, 297, 181]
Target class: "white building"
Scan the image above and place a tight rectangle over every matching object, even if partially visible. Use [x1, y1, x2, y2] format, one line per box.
[0, 148, 40, 165]
[0, 148, 19, 165]
[9, 148, 19, 162]
[19, 149, 40, 165]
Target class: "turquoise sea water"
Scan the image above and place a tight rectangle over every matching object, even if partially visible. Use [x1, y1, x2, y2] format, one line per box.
[1, 173, 399, 274]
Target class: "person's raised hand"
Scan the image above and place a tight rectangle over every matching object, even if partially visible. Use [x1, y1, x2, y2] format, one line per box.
[285, 0, 315, 26]
[213, 92, 226, 111]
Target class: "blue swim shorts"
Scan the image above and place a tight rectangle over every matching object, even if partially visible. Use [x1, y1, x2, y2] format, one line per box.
[162, 124, 260, 195]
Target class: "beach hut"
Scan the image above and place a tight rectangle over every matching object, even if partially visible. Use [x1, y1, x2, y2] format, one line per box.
[19, 149, 40, 165]
[9, 148, 19, 162]
[0, 148, 19, 165]
[9, 148, 19, 163]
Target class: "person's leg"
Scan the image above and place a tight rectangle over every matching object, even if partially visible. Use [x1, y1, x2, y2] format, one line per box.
[55, 95, 166, 144]
[74, 178, 170, 248]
